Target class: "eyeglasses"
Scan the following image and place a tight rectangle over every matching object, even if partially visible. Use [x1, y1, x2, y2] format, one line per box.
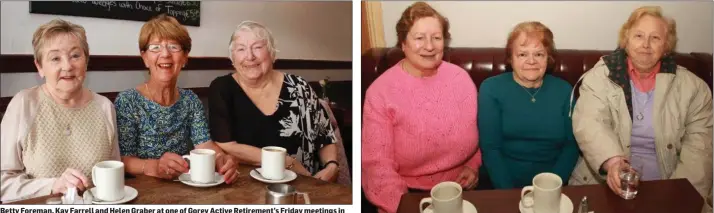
[146, 44, 183, 53]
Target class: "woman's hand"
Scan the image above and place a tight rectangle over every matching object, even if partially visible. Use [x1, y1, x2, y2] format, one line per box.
[604, 156, 627, 196]
[216, 153, 240, 184]
[51, 168, 90, 194]
[456, 166, 479, 190]
[313, 164, 339, 182]
[156, 152, 189, 179]
[288, 157, 312, 176]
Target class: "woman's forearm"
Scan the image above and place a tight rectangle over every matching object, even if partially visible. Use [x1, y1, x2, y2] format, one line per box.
[215, 142, 263, 166]
[1, 171, 56, 201]
[318, 144, 337, 164]
[121, 156, 157, 176]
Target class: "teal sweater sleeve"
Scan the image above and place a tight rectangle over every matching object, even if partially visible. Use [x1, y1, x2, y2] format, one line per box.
[477, 80, 515, 189]
[550, 84, 579, 182]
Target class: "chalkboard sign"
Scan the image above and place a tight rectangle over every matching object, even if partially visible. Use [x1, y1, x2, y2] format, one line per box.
[29, 1, 201, 26]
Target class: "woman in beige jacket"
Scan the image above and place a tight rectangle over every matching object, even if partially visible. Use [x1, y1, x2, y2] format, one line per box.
[569, 5, 712, 202]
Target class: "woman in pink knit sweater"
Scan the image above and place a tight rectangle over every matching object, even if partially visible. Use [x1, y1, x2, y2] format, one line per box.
[361, 2, 482, 213]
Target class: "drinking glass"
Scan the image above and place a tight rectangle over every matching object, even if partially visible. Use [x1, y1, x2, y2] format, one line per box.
[619, 160, 643, 200]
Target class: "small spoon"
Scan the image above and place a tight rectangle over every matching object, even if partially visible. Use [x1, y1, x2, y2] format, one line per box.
[253, 169, 266, 179]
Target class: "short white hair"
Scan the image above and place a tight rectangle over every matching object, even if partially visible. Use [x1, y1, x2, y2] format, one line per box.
[228, 21, 278, 62]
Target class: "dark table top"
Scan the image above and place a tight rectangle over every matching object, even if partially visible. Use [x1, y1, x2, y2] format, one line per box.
[398, 178, 704, 213]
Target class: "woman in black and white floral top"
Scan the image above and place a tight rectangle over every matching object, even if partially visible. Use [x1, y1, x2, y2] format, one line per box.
[209, 21, 339, 182]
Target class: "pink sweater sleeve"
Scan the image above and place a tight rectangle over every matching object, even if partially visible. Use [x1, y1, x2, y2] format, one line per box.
[465, 90, 482, 170]
[362, 90, 407, 213]
[465, 148, 482, 170]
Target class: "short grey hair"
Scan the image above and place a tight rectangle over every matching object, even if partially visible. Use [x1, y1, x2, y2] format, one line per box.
[228, 21, 278, 62]
[33, 19, 89, 66]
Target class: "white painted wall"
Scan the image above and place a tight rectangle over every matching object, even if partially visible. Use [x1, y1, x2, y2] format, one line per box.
[380, 1, 713, 53]
[1, 1, 352, 97]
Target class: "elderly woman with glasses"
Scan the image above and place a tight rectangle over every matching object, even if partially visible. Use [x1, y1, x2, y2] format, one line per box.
[1, 19, 120, 202]
[208, 21, 339, 182]
[114, 14, 239, 183]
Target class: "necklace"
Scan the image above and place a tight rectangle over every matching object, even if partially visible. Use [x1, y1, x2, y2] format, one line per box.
[634, 89, 654, 121]
[144, 83, 176, 106]
[234, 74, 281, 111]
[518, 82, 543, 103]
[42, 85, 72, 136]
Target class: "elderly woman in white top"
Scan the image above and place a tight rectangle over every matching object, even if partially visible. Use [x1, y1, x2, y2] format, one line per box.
[1, 19, 120, 202]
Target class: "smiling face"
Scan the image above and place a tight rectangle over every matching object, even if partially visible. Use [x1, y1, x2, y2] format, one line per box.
[625, 15, 667, 71]
[140, 36, 187, 83]
[510, 33, 548, 85]
[35, 33, 88, 96]
[401, 16, 445, 73]
[230, 30, 273, 81]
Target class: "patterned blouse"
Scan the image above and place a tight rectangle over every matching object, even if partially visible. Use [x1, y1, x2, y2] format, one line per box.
[208, 73, 337, 174]
[115, 88, 210, 159]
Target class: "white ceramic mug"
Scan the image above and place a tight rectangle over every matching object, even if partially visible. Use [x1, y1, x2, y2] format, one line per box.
[92, 160, 125, 202]
[419, 181, 463, 213]
[182, 149, 216, 183]
[261, 146, 286, 180]
[521, 172, 562, 213]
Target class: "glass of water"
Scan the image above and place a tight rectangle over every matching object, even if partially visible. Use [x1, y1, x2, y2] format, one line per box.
[619, 161, 642, 200]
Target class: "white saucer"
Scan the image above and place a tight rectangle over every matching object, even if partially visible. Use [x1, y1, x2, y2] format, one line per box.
[250, 168, 297, 183]
[89, 186, 138, 204]
[422, 200, 478, 213]
[519, 193, 573, 213]
[178, 172, 225, 187]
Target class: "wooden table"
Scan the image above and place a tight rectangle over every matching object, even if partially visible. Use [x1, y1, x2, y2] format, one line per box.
[9, 165, 352, 204]
[397, 179, 704, 213]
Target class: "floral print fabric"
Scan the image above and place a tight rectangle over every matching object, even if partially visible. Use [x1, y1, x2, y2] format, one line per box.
[115, 88, 210, 159]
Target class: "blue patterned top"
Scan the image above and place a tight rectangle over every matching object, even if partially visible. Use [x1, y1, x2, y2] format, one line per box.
[115, 88, 210, 159]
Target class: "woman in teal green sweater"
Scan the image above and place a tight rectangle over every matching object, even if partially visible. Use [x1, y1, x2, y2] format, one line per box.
[478, 21, 579, 189]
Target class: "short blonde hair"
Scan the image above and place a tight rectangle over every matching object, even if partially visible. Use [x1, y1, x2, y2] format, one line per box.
[505, 21, 556, 66]
[228, 21, 278, 62]
[395, 1, 450, 48]
[138, 14, 192, 53]
[618, 6, 677, 54]
[32, 19, 89, 65]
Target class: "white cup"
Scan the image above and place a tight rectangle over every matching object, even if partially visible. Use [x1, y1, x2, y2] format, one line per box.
[521, 172, 562, 213]
[261, 146, 286, 180]
[419, 182, 463, 213]
[182, 149, 216, 183]
[92, 160, 125, 202]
